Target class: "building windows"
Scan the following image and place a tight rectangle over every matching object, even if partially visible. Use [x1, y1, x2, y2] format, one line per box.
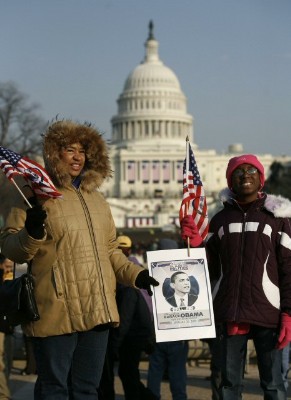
[152, 160, 160, 183]
[141, 161, 150, 183]
[125, 160, 174, 185]
[162, 161, 170, 183]
[127, 160, 136, 184]
[176, 161, 183, 183]
[126, 217, 154, 228]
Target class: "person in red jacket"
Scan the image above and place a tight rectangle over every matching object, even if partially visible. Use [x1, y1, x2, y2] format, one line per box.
[181, 154, 291, 399]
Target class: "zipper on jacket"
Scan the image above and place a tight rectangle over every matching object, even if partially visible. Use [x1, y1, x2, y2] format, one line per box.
[74, 187, 112, 323]
[233, 207, 247, 321]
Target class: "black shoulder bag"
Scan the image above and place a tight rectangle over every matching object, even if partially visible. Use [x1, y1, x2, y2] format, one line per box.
[0, 261, 40, 326]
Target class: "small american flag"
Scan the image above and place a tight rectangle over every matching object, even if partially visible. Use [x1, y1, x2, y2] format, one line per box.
[179, 140, 209, 240]
[0, 146, 62, 199]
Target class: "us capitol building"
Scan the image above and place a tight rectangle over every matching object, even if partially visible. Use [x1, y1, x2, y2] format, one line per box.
[101, 22, 278, 230]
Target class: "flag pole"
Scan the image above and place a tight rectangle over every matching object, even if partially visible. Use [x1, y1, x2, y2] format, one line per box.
[185, 136, 190, 178]
[185, 136, 190, 257]
[187, 228, 190, 257]
[11, 178, 32, 208]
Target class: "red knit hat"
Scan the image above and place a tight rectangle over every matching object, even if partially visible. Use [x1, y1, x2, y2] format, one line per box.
[226, 154, 265, 190]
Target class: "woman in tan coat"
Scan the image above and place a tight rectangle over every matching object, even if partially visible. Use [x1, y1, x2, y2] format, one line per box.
[0, 120, 158, 400]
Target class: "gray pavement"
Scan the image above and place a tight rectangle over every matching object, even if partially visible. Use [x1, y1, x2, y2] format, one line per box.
[9, 359, 291, 399]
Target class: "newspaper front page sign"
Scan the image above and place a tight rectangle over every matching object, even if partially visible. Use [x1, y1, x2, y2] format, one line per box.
[147, 247, 215, 342]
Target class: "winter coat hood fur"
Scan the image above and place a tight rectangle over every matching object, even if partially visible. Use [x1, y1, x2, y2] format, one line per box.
[42, 120, 112, 193]
[219, 188, 291, 218]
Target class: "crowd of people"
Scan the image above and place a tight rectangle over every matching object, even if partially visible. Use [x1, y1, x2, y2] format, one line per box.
[0, 119, 290, 400]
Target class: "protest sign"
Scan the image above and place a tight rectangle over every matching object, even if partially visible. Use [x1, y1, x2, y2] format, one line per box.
[147, 247, 215, 342]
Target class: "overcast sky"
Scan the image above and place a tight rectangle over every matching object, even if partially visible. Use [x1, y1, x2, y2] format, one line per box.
[1, 0, 290, 156]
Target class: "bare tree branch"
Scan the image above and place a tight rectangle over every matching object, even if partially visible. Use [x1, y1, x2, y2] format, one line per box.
[0, 81, 46, 157]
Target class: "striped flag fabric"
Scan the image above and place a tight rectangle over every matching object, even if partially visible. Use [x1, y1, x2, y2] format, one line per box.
[0, 146, 62, 199]
[179, 140, 209, 240]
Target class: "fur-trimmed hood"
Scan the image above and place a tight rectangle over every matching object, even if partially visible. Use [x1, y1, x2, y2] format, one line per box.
[219, 188, 291, 218]
[42, 120, 112, 193]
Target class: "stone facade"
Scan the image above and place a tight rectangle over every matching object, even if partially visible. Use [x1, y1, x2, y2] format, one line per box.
[101, 22, 283, 229]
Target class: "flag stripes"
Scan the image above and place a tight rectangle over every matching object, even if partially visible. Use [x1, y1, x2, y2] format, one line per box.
[179, 140, 209, 240]
[0, 146, 62, 199]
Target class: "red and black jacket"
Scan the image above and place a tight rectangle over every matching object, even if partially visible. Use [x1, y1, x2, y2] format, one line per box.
[206, 190, 291, 329]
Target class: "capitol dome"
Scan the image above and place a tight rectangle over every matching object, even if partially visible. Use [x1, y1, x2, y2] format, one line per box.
[103, 22, 275, 231]
[111, 21, 193, 144]
[124, 61, 181, 92]
[123, 34, 181, 92]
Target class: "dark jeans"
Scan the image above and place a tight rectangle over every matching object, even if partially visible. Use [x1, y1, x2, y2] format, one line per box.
[281, 342, 290, 390]
[207, 337, 222, 400]
[220, 325, 286, 400]
[32, 329, 109, 400]
[3, 333, 14, 380]
[147, 341, 188, 400]
[98, 346, 115, 400]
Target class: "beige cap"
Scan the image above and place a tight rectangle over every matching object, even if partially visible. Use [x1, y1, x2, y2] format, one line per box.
[117, 235, 132, 248]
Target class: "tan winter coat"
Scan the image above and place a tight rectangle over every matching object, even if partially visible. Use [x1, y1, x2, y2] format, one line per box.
[0, 120, 144, 337]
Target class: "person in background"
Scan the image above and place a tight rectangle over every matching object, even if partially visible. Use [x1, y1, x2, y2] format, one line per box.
[116, 235, 140, 264]
[147, 238, 189, 400]
[0, 254, 13, 400]
[181, 154, 291, 399]
[130, 243, 147, 267]
[98, 235, 142, 400]
[0, 255, 14, 386]
[99, 235, 156, 400]
[0, 256, 13, 282]
[114, 235, 157, 400]
[21, 334, 37, 376]
[0, 332, 10, 400]
[0, 120, 158, 400]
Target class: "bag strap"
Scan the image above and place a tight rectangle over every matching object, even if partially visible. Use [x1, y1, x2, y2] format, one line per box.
[27, 260, 32, 276]
[12, 262, 16, 280]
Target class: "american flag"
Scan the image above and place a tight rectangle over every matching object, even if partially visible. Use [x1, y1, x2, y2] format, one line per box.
[179, 140, 209, 240]
[0, 146, 62, 199]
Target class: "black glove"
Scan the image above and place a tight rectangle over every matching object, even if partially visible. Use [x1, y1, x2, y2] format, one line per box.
[135, 269, 159, 296]
[25, 205, 47, 239]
